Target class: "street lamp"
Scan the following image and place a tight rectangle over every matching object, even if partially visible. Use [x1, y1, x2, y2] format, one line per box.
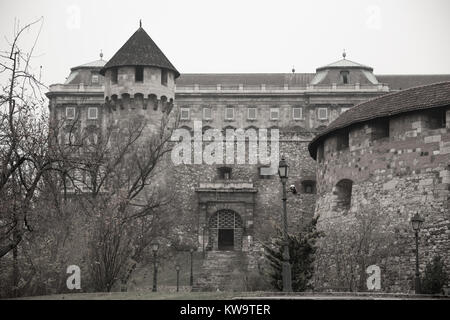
[189, 247, 195, 286]
[278, 155, 293, 292]
[411, 212, 424, 294]
[152, 241, 159, 292]
[175, 264, 180, 292]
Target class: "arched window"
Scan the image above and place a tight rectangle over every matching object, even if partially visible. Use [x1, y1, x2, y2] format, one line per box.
[202, 126, 213, 134]
[334, 179, 353, 211]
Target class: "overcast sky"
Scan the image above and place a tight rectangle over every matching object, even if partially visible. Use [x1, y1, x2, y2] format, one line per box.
[1, 0, 450, 86]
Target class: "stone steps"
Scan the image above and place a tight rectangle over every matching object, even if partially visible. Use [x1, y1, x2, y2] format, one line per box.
[192, 250, 248, 292]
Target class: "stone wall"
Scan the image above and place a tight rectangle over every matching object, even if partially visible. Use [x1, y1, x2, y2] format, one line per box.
[314, 106, 450, 292]
[164, 129, 318, 272]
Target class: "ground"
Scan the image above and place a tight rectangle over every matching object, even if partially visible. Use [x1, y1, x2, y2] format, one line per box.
[14, 291, 450, 300]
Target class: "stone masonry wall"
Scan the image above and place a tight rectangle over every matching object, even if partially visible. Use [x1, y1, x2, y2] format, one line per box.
[314, 106, 450, 292]
[165, 130, 318, 274]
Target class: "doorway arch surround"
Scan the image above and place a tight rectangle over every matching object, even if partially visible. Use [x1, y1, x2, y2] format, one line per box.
[208, 209, 243, 251]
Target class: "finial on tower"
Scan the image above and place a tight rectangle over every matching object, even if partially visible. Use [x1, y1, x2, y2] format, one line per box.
[139, 19, 142, 28]
[292, 65, 295, 74]
[100, 49, 103, 60]
[342, 49, 346, 59]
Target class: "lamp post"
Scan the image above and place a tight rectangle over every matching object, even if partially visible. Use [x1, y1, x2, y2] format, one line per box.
[278, 155, 293, 292]
[175, 264, 180, 292]
[152, 242, 159, 292]
[189, 248, 195, 286]
[411, 212, 424, 294]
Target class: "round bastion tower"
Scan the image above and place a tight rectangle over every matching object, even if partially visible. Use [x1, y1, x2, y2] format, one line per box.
[100, 23, 180, 134]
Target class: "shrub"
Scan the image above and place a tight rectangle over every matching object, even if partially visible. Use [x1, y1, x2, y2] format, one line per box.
[421, 255, 448, 294]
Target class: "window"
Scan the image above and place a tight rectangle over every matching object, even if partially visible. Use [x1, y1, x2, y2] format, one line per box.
[64, 131, 76, 145]
[317, 144, 324, 163]
[259, 166, 274, 179]
[161, 69, 168, 86]
[334, 179, 353, 211]
[301, 180, 316, 194]
[340, 70, 349, 84]
[336, 129, 349, 151]
[82, 172, 92, 192]
[428, 108, 447, 129]
[218, 167, 232, 180]
[318, 108, 328, 120]
[203, 107, 212, 120]
[65, 175, 75, 192]
[293, 107, 303, 120]
[180, 107, 190, 120]
[225, 106, 234, 120]
[66, 107, 76, 120]
[270, 107, 279, 120]
[91, 74, 99, 84]
[135, 66, 144, 82]
[87, 132, 98, 145]
[371, 119, 390, 140]
[247, 107, 257, 120]
[111, 68, 118, 84]
[88, 107, 98, 120]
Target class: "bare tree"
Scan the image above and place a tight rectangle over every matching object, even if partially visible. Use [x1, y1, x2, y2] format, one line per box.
[0, 18, 49, 257]
[313, 203, 397, 292]
[57, 112, 179, 292]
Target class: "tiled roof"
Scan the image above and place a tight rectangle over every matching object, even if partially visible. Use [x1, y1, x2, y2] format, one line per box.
[316, 58, 373, 71]
[377, 74, 450, 90]
[176, 73, 450, 88]
[71, 59, 106, 70]
[308, 81, 450, 159]
[100, 27, 179, 78]
[176, 73, 315, 86]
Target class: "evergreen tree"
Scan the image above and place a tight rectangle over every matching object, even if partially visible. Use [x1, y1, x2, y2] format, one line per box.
[263, 216, 322, 291]
[421, 255, 448, 294]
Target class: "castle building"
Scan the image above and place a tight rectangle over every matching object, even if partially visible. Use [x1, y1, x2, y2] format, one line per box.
[308, 82, 450, 292]
[46, 25, 450, 291]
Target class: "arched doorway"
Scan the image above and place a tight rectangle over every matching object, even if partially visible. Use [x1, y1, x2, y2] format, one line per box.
[208, 210, 243, 251]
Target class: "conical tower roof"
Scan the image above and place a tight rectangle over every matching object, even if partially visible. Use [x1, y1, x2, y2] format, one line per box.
[100, 26, 179, 78]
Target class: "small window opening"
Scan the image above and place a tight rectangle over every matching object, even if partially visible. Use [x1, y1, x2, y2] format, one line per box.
[302, 180, 316, 194]
[218, 167, 232, 180]
[337, 130, 349, 151]
[135, 66, 144, 82]
[335, 179, 353, 211]
[161, 69, 168, 86]
[111, 68, 118, 84]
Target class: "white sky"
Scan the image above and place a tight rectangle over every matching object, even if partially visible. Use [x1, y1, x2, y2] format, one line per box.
[1, 0, 450, 86]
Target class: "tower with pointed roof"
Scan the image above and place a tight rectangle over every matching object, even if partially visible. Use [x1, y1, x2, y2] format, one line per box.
[101, 24, 179, 130]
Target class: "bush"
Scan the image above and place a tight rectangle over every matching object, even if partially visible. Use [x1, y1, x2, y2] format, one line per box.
[421, 255, 448, 294]
[263, 216, 322, 292]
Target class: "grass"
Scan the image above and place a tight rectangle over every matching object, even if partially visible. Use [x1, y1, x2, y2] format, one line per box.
[17, 291, 267, 300]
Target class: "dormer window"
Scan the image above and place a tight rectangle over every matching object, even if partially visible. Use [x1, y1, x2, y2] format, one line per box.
[135, 66, 144, 82]
[340, 70, 349, 84]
